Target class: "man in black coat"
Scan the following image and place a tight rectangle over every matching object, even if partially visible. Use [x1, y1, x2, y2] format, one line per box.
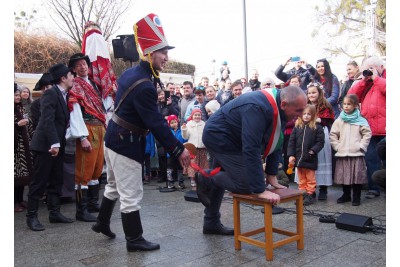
[26, 63, 75, 231]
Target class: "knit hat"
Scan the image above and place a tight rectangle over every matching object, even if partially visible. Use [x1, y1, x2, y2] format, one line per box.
[167, 114, 179, 126]
[134, 13, 174, 57]
[205, 100, 220, 114]
[188, 108, 202, 121]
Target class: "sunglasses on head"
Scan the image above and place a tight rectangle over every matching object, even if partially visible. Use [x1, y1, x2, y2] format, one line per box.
[196, 86, 205, 90]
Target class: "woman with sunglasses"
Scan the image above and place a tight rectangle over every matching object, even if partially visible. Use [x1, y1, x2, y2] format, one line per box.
[313, 59, 341, 118]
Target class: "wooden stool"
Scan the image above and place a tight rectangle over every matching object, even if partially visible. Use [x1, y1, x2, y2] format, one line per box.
[230, 188, 304, 261]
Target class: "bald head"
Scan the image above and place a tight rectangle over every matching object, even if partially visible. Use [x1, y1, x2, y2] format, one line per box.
[279, 86, 307, 121]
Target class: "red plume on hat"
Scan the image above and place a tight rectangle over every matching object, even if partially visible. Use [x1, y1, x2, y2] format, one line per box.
[134, 13, 174, 57]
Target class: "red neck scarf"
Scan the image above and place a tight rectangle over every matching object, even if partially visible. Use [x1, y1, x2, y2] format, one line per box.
[68, 77, 106, 124]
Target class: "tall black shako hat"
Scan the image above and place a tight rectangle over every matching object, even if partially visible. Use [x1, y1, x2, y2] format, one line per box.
[68, 53, 91, 69]
[33, 73, 53, 91]
[48, 63, 71, 83]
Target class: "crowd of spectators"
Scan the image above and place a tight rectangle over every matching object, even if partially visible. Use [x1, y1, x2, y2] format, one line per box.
[14, 55, 386, 213]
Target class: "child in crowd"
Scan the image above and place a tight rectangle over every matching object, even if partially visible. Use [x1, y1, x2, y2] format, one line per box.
[205, 99, 220, 117]
[306, 82, 335, 200]
[288, 104, 325, 205]
[181, 109, 208, 190]
[330, 94, 371, 206]
[144, 132, 156, 184]
[166, 115, 187, 189]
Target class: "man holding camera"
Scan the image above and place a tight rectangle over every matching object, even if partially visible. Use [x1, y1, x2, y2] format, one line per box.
[274, 57, 315, 91]
[348, 57, 386, 199]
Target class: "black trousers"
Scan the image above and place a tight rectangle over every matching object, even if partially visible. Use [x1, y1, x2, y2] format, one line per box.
[167, 156, 182, 180]
[28, 150, 64, 201]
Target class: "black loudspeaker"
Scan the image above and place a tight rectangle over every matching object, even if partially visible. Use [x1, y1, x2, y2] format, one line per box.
[112, 34, 139, 62]
[335, 213, 373, 233]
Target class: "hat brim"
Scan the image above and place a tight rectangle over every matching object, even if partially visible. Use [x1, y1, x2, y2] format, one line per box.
[68, 56, 91, 69]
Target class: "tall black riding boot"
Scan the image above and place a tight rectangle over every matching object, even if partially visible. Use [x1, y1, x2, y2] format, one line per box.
[26, 198, 45, 231]
[92, 196, 117, 238]
[76, 189, 97, 222]
[337, 185, 351, 203]
[47, 194, 74, 223]
[352, 184, 362, 206]
[318, 185, 328, 200]
[87, 184, 100, 213]
[121, 211, 160, 252]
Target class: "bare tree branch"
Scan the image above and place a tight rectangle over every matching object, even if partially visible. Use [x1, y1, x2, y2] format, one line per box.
[45, 0, 132, 48]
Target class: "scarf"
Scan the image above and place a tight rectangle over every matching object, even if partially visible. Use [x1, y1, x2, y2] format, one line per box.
[68, 77, 106, 124]
[340, 109, 369, 127]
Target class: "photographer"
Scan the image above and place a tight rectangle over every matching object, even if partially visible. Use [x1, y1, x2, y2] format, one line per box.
[348, 58, 386, 199]
[157, 88, 179, 120]
[274, 57, 316, 91]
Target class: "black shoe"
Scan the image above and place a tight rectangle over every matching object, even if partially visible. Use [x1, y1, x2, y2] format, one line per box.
[126, 236, 160, 252]
[87, 184, 101, 213]
[92, 222, 116, 239]
[337, 194, 351, 203]
[49, 212, 74, 223]
[352, 199, 361, 206]
[195, 173, 211, 208]
[318, 190, 327, 200]
[203, 224, 234, 235]
[303, 194, 314, 206]
[178, 182, 186, 189]
[27, 216, 45, 231]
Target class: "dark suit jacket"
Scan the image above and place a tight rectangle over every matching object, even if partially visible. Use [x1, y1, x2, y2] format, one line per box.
[30, 98, 41, 131]
[30, 85, 69, 153]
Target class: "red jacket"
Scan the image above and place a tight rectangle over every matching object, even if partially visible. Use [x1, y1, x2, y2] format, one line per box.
[348, 76, 386, 136]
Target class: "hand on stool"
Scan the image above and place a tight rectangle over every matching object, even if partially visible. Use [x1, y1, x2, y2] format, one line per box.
[266, 175, 287, 189]
[257, 190, 280, 205]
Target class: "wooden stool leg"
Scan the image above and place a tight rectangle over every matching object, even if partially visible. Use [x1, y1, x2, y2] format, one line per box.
[233, 198, 241, 250]
[263, 203, 274, 261]
[296, 196, 304, 250]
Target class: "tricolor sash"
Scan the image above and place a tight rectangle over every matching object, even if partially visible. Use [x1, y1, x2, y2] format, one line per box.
[260, 88, 283, 159]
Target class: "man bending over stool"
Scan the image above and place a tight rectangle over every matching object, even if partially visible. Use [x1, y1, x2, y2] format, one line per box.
[196, 86, 307, 235]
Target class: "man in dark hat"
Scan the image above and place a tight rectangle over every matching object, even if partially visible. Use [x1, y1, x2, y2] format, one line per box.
[67, 52, 106, 222]
[26, 63, 75, 231]
[91, 13, 191, 252]
[30, 73, 53, 131]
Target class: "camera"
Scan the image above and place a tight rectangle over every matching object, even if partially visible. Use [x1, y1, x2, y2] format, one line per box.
[164, 90, 170, 101]
[291, 56, 301, 62]
[363, 69, 373, 77]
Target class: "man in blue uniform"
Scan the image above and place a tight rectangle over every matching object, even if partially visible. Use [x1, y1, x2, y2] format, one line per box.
[91, 13, 191, 252]
[196, 86, 307, 235]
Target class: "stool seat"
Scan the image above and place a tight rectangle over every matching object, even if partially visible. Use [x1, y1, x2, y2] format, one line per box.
[230, 188, 304, 261]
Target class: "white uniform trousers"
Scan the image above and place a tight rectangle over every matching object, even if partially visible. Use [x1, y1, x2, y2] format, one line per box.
[103, 147, 143, 213]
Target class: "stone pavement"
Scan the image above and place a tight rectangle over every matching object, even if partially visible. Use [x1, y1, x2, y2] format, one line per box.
[14, 181, 386, 266]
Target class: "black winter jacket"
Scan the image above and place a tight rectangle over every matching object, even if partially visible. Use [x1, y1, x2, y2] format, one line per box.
[287, 124, 325, 170]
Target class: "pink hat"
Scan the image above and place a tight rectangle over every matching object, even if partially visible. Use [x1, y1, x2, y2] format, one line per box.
[167, 114, 179, 126]
[190, 108, 202, 118]
[134, 13, 174, 56]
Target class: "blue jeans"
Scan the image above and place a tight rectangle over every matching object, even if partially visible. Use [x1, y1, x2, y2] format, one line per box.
[365, 136, 385, 194]
[203, 149, 252, 228]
